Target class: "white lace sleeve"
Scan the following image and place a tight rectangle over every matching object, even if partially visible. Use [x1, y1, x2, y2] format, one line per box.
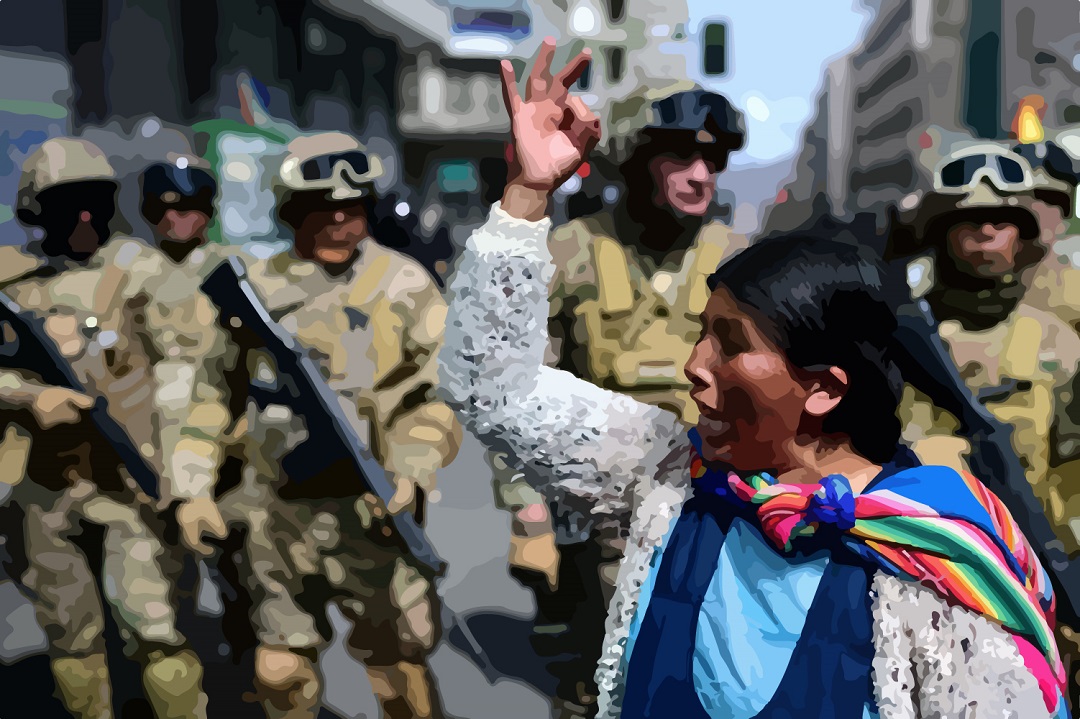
[437, 203, 688, 513]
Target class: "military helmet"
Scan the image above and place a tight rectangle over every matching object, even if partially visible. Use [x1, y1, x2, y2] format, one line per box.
[140, 152, 217, 224]
[642, 89, 746, 155]
[896, 141, 1070, 250]
[273, 132, 385, 211]
[16, 137, 118, 224]
[604, 84, 746, 167]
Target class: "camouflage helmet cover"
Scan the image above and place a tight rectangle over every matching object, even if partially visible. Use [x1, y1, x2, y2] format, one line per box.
[17, 137, 118, 222]
[273, 132, 385, 208]
[601, 82, 746, 166]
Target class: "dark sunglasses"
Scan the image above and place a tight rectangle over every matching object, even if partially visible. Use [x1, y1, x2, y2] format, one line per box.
[300, 151, 370, 182]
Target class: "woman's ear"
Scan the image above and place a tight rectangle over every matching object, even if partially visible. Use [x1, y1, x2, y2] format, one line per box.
[804, 366, 848, 417]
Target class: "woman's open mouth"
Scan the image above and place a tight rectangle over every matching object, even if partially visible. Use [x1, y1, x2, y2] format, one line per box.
[697, 413, 730, 437]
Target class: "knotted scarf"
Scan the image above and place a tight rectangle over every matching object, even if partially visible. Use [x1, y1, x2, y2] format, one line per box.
[688, 429, 1067, 714]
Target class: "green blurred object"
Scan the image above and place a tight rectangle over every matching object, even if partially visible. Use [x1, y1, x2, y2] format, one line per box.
[0, 99, 68, 119]
[703, 22, 727, 77]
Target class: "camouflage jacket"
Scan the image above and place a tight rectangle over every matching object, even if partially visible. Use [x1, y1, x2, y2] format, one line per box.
[241, 241, 460, 507]
[0, 239, 233, 505]
[548, 213, 747, 423]
[900, 237, 1080, 558]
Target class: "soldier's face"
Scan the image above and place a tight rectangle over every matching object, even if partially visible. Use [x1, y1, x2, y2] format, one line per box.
[650, 154, 718, 216]
[158, 209, 210, 245]
[946, 221, 1023, 276]
[686, 289, 825, 471]
[294, 200, 370, 266]
[68, 210, 106, 256]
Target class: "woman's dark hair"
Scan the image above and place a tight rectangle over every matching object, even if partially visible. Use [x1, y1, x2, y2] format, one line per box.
[706, 232, 904, 463]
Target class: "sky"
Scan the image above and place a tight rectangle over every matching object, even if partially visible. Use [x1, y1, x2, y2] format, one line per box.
[683, 0, 874, 167]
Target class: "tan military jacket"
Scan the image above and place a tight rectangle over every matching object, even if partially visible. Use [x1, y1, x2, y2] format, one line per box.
[900, 242, 1080, 557]
[548, 213, 748, 423]
[0, 239, 232, 505]
[242, 240, 460, 513]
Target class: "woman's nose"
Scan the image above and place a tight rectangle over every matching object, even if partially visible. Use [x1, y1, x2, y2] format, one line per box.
[685, 343, 714, 392]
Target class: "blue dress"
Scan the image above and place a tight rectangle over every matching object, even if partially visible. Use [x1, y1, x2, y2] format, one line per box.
[620, 453, 920, 719]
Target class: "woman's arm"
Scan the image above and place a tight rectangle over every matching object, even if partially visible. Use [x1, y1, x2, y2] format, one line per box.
[437, 200, 688, 511]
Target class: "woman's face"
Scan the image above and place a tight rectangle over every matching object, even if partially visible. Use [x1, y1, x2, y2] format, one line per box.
[684, 288, 836, 470]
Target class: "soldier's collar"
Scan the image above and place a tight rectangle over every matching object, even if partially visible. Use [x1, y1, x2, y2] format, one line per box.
[275, 251, 359, 282]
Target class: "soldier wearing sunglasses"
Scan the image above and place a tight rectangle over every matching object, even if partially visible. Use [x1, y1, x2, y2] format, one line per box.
[893, 140, 1080, 703]
[215, 131, 461, 718]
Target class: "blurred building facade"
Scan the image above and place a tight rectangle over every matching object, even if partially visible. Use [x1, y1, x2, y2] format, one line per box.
[764, 0, 1080, 234]
[0, 0, 707, 255]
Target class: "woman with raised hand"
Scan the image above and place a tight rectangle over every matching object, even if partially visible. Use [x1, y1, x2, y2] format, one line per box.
[437, 39, 1069, 719]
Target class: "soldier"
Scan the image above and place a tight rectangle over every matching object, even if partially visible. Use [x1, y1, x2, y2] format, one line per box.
[134, 150, 241, 581]
[215, 131, 461, 718]
[139, 151, 220, 264]
[0, 137, 224, 717]
[893, 140, 1080, 705]
[488, 88, 747, 717]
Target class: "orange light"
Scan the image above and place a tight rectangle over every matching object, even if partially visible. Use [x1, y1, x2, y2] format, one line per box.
[1013, 95, 1047, 144]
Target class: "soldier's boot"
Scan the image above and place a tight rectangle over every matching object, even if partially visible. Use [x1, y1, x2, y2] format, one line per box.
[141, 648, 208, 719]
[365, 661, 446, 719]
[51, 653, 114, 719]
[252, 646, 321, 719]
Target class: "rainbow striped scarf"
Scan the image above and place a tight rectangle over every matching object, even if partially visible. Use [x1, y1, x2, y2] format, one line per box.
[688, 431, 1067, 714]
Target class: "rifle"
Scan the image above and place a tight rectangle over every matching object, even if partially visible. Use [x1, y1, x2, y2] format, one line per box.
[199, 257, 509, 680]
[885, 263, 1080, 627]
[199, 256, 446, 574]
[0, 290, 161, 499]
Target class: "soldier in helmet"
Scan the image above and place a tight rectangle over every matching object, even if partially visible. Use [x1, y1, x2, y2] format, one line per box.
[139, 151, 219, 264]
[0, 137, 224, 717]
[488, 87, 747, 717]
[215, 131, 461, 718]
[12, 136, 123, 265]
[892, 140, 1080, 703]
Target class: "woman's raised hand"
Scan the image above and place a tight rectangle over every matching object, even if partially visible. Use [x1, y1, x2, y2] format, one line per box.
[499, 38, 601, 220]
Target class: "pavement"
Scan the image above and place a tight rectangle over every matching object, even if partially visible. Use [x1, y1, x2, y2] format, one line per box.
[0, 432, 560, 719]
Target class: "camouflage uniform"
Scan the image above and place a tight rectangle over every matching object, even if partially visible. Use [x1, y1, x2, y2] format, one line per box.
[217, 132, 460, 719]
[0, 138, 223, 718]
[894, 140, 1080, 704]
